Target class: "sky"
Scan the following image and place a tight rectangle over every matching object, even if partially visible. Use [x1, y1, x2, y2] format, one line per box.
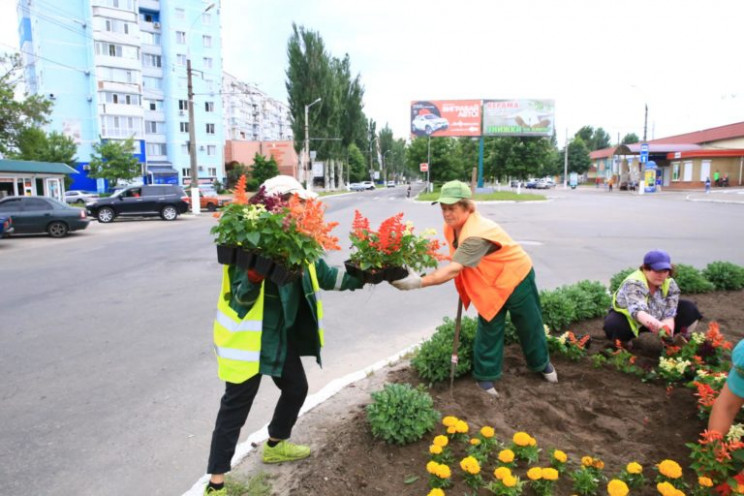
[1, 0, 743, 147]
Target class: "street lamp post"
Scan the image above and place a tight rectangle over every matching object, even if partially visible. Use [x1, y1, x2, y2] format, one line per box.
[186, 2, 215, 215]
[383, 149, 394, 182]
[304, 97, 322, 192]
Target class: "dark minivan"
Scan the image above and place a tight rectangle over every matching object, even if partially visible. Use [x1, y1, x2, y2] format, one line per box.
[86, 185, 189, 223]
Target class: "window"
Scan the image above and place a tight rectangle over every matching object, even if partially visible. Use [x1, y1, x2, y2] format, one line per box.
[207, 145, 216, 156]
[101, 115, 142, 138]
[176, 31, 186, 44]
[205, 123, 215, 134]
[176, 54, 187, 66]
[182, 167, 190, 177]
[180, 122, 189, 133]
[203, 57, 213, 69]
[700, 160, 711, 181]
[141, 31, 160, 44]
[96, 66, 137, 84]
[202, 35, 212, 48]
[175, 8, 185, 19]
[204, 101, 214, 112]
[103, 92, 140, 105]
[143, 54, 162, 68]
[181, 144, 189, 154]
[145, 121, 159, 134]
[208, 167, 217, 177]
[672, 162, 680, 181]
[202, 13, 212, 25]
[146, 143, 166, 155]
[143, 76, 162, 90]
[178, 100, 189, 111]
[145, 99, 162, 111]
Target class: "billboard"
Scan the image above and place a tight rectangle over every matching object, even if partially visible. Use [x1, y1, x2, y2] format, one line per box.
[482, 99, 555, 137]
[410, 100, 481, 138]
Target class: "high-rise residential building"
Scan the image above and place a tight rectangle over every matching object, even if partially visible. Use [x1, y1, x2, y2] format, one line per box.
[222, 73, 293, 142]
[16, 0, 224, 189]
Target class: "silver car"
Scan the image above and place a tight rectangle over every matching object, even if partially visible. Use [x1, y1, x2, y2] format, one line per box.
[64, 190, 99, 204]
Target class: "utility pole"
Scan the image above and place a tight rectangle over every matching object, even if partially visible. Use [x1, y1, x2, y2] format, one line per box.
[563, 128, 568, 189]
[187, 58, 200, 214]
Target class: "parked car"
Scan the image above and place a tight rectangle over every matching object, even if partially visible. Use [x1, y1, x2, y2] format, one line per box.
[64, 190, 99, 205]
[360, 181, 376, 190]
[535, 179, 556, 189]
[0, 215, 13, 237]
[411, 113, 449, 135]
[386, 181, 396, 188]
[0, 196, 90, 237]
[184, 190, 231, 212]
[524, 179, 538, 189]
[510, 180, 523, 188]
[349, 183, 366, 192]
[86, 184, 189, 223]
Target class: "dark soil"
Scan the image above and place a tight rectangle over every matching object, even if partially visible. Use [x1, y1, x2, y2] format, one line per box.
[249, 290, 744, 495]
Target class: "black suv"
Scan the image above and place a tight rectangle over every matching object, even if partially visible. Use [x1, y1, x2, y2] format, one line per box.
[86, 185, 189, 223]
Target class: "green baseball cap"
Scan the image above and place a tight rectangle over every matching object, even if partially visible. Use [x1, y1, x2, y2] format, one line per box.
[434, 180, 472, 204]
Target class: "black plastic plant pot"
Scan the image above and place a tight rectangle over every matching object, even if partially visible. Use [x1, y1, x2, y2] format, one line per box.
[344, 260, 390, 285]
[269, 264, 303, 286]
[216, 244, 237, 265]
[253, 254, 275, 277]
[383, 266, 408, 282]
[235, 249, 255, 270]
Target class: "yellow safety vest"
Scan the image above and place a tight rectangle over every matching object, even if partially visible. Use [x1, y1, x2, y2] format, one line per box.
[612, 269, 671, 337]
[212, 263, 324, 383]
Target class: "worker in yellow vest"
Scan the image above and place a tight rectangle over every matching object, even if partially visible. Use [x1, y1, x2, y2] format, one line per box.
[391, 180, 557, 397]
[204, 176, 365, 496]
[603, 249, 702, 349]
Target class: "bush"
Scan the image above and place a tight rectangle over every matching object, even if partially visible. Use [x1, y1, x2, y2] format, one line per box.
[565, 280, 612, 321]
[366, 383, 440, 445]
[539, 288, 577, 332]
[609, 267, 635, 293]
[411, 316, 477, 384]
[674, 263, 715, 294]
[703, 261, 744, 290]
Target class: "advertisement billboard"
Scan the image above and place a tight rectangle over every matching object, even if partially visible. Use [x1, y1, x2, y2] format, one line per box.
[482, 99, 555, 137]
[410, 100, 481, 138]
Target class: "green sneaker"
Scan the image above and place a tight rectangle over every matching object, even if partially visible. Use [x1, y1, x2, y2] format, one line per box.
[262, 440, 311, 464]
[203, 486, 226, 496]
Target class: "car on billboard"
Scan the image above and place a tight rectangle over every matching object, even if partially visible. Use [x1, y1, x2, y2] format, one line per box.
[411, 113, 449, 135]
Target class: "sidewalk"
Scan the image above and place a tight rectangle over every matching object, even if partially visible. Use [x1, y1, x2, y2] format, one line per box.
[685, 187, 744, 204]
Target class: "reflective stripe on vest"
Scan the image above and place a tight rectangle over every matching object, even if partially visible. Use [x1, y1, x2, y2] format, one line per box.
[307, 263, 325, 347]
[612, 269, 671, 337]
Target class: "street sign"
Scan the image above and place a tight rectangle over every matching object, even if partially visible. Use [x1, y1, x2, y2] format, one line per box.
[420, 162, 428, 172]
[640, 143, 649, 164]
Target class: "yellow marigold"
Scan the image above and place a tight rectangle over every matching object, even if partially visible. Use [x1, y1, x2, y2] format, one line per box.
[435, 464, 451, 479]
[527, 467, 542, 480]
[433, 435, 449, 447]
[427, 489, 445, 496]
[426, 461, 439, 474]
[528, 435, 537, 447]
[480, 426, 495, 438]
[626, 462, 642, 475]
[429, 444, 443, 455]
[553, 450, 567, 463]
[607, 479, 629, 496]
[581, 456, 594, 467]
[455, 420, 469, 434]
[503, 474, 518, 487]
[459, 456, 481, 475]
[470, 438, 481, 446]
[593, 459, 605, 470]
[498, 449, 515, 463]
[542, 467, 559, 481]
[657, 481, 676, 495]
[657, 459, 683, 479]
[698, 476, 713, 487]
[446, 425, 457, 435]
[494, 466, 511, 480]
[442, 416, 458, 427]
[513, 431, 531, 446]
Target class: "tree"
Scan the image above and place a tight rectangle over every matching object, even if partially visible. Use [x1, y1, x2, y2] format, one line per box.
[575, 125, 611, 151]
[10, 128, 78, 188]
[87, 137, 141, 188]
[248, 153, 280, 190]
[0, 53, 53, 154]
[566, 137, 592, 174]
[621, 133, 639, 145]
[347, 143, 367, 182]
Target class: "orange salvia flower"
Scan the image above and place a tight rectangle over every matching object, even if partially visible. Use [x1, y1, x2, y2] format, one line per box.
[233, 175, 248, 205]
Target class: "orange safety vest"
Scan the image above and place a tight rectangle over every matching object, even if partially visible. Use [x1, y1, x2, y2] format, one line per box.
[444, 211, 533, 321]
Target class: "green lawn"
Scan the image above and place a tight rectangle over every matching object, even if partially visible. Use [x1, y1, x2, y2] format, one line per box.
[417, 188, 546, 202]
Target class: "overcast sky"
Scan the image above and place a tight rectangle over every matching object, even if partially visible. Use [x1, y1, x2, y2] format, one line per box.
[2, 0, 743, 146]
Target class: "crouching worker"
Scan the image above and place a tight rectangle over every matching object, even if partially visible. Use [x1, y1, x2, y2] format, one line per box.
[603, 249, 703, 349]
[204, 176, 365, 496]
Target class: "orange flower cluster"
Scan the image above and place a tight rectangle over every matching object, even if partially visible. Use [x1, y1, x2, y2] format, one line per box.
[693, 381, 718, 409]
[233, 174, 249, 205]
[706, 322, 732, 350]
[351, 210, 370, 241]
[287, 195, 340, 251]
[699, 430, 744, 463]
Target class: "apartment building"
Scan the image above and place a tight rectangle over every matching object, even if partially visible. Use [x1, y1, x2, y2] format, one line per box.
[16, 0, 224, 190]
[222, 73, 293, 142]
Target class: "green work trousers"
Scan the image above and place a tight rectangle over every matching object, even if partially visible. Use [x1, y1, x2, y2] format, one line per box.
[472, 269, 550, 381]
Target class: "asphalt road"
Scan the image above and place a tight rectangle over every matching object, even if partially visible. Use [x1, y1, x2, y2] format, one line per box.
[1, 186, 742, 496]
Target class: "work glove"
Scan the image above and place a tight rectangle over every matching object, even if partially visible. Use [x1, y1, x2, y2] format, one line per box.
[390, 269, 423, 290]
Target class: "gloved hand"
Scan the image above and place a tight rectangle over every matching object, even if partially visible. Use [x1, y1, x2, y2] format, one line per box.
[390, 270, 423, 290]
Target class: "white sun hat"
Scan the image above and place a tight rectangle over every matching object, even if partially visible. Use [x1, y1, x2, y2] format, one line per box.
[260, 175, 318, 200]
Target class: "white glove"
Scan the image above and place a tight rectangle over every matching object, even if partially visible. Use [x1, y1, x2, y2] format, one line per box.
[390, 270, 423, 290]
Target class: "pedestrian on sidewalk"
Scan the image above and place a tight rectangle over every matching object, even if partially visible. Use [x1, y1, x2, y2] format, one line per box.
[203, 175, 366, 496]
[389, 180, 558, 397]
[705, 177, 711, 194]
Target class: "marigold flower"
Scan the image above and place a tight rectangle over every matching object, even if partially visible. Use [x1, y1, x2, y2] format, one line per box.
[459, 456, 481, 475]
[657, 459, 682, 479]
[480, 426, 495, 438]
[446, 425, 457, 435]
[469, 438, 481, 446]
[503, 474, 517, 487]
[442, 416, 458, 427]
[513, 431, 531, 446]
[656, 481, 676, 496]
[526, 467, 542, 480]
[581, 456, 594, 467]
[455, 420, 469, 434]
[433, 435, 449, 447]
[427, 489, 445, 496]
[498, 449, 515, 463]
[426, 460, 438, 474]
[593, 459, 605, 470]
[698, 476, 713, 487]
[552, 450, 567, 463]
[435, 464, 451, 479]
[429, 444, 442, 455]
[542, 467, 559, 481]
[493, 466, 511, 480]
[607, 479, 629, 496]
[626, 461, 643, 474]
